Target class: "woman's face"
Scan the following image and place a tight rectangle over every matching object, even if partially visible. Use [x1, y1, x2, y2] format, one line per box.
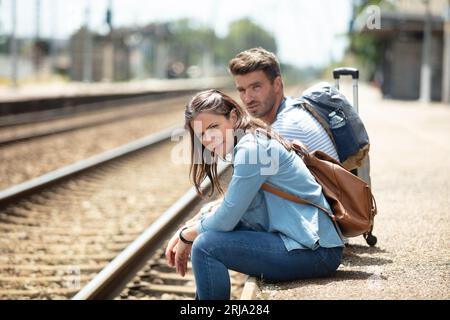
[191, 110, 237, 158]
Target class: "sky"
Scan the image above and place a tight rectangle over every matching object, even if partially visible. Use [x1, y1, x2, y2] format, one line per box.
[0, 0, 353, 68]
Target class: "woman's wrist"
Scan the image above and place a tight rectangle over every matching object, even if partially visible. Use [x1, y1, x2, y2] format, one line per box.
[179, 226, 197, 244]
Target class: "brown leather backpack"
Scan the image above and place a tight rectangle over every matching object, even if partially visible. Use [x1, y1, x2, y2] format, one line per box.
[261, 140, 377, 238]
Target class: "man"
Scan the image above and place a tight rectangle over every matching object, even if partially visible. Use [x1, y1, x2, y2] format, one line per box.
[228, 47, 339, 161]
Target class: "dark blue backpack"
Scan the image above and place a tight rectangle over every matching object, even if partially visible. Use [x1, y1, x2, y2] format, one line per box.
[298, 82, 370, 170]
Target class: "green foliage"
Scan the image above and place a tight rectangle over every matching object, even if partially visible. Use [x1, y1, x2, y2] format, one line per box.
[353, 0, 384, 15]
[165, 17, 277, 76]
[221, 18, 277, 60]
[169, 18, 217, 71]
[348, 33, 382, 79]
[281, 63, 322, 87]
[346, 0, 387, 80]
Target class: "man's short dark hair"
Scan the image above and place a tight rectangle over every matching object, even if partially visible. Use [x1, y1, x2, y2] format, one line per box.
[228, 47, 281, 83]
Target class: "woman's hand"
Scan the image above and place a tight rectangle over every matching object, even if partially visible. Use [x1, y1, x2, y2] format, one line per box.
[165, 225, 197, 274]
[165, 227, 182, 268]
[165, 225, 198, 276]
[175, 226, 198, 276]
[174, 241, 192, 277]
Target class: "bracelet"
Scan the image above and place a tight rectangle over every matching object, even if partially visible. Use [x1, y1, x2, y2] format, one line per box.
[179, 226, 193, 245]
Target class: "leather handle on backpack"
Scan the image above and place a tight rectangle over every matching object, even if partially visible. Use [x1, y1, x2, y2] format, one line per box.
[261, 183, 335, 221]
[290, 140, 308, 157]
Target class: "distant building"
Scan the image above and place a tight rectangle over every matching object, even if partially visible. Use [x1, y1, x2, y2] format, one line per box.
[70, 28, 130, 82]
[0, 37, 69, 82]
[354, 0, 450, 102]
[69, 23, 173, 82]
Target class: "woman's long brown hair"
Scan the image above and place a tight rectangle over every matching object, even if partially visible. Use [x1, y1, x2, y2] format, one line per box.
[185, 89, 291, 196]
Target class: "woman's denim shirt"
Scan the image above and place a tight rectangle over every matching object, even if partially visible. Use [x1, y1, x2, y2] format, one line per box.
[196, 132, 344, 251]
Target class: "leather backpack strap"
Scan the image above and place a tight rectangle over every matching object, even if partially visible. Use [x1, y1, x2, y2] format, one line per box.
[261, 183, 335, 220]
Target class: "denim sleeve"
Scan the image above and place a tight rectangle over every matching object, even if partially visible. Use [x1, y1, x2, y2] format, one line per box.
[196, 139, 271, 234]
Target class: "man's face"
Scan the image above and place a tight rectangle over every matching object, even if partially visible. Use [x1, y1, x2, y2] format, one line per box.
[234, 70, 279, 119]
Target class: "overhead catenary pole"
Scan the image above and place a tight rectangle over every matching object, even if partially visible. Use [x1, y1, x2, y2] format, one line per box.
[33, 0, 41, 77]
[104, 0, 114, 81]
[106, 0, 113, 33]
[10, 0, 18, 88]
[203, 0, 219, 78]
[420, 0, 432, 103]
[442, 0, 450, 104]
[35, 0, 40, 39]
[50, 0, 59, 75]
[83, 2, 93, 83]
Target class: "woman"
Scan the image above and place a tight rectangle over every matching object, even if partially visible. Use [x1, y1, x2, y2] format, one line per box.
[165, 89, 344, 300]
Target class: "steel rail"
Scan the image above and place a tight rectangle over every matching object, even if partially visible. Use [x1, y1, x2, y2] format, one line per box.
[72, 162, 229, 300]
[0, 125, 182, 206]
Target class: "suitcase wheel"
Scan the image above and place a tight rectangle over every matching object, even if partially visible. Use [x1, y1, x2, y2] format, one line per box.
[365, 233, 377, 247]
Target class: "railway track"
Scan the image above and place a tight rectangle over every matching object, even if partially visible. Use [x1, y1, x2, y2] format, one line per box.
[0, 125, 246, 300]
[72, 163, 249, 301]
[0, 90, 197, 128]
[0, 127, 194, 299]
[0, 94, 195, 146]
[0, 96, 188, 191]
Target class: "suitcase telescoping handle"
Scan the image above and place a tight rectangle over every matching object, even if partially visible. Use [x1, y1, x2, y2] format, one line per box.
[333, 67, 359, 112]
[332, 67, 377, 247]
[333, 67, 359, 80]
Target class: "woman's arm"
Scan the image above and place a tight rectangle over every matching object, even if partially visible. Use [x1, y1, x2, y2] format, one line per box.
[196, 140, 272, 233]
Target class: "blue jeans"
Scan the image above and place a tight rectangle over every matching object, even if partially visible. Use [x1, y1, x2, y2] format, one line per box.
[191, 230, 343, 300]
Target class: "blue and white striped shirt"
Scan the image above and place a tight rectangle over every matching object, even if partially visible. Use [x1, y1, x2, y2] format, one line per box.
[271, 97, 339, 161]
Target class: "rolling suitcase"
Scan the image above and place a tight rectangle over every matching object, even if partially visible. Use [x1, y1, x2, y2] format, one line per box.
[332, 67, 377, 246]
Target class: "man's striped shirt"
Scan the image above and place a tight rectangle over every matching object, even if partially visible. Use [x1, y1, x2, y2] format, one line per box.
[271, 97, 339, 161]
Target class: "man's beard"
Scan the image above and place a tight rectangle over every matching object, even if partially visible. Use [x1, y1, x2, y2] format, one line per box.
[248, 96, 276, 119]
